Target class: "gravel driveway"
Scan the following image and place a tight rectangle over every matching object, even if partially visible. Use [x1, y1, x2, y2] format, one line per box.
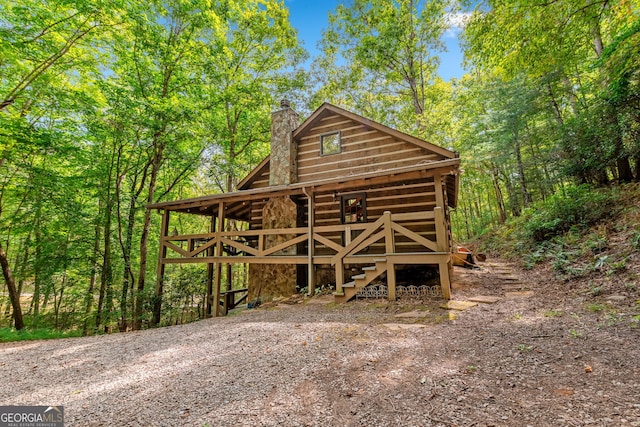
[1, 262, 639, 426]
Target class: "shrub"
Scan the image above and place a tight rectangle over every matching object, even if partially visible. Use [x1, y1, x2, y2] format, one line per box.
[524, 185, 615, 241]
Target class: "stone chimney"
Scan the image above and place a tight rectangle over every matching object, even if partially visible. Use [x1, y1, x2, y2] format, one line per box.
[248, 100, 300, 303]
[269, 99, 299, 186]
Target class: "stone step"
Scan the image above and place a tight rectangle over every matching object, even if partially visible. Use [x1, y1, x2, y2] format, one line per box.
[505, 291, 534, 297]
[468, 295, 501, 304]
[351, 274, 366, 280]
[362, 266, 377, 271]
[501, 284, 526, 290]
[440, 300, 478, 311]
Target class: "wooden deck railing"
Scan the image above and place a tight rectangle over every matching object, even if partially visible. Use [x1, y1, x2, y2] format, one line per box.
[160, 208, 451, 304]
[162, 209, 446, 261]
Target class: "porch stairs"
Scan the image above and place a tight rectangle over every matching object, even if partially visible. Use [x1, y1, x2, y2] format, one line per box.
[334, 258, 388, 303]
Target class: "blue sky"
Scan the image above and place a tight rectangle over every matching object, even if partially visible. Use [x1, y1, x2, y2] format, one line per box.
[285, 0, 466, 81]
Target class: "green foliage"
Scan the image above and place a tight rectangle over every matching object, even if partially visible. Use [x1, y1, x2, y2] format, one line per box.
[588, 283, 602, 297]
[568, 329, 583, 339]
[312, 0, 451, 140]
[524, 186, 615, 242]
[544, 310, 563, 318]
[631, 231, 640, 251]
[0, 0, 305, 334]
[517, 343, 533, 352]
[161, 265, 207, 326]
[587, 303, 605, 313]
[0, 327, 82, 343]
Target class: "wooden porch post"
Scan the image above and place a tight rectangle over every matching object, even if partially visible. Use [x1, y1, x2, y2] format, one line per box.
[434, 173, 445, 214]
[335, 259, 344, 295]
[205, 215, 215, 317]
[435, 206, 451, 299]
[434, 207, 446, 252]
[305, 188, 316, 296]
[383, 211, 396, 301]
[214, 201, 224, 316]
[153, 209, 170, 326]
[387, 259, 397, 301]
[434, 173, 452, 299]
[383, 211, 394, 253]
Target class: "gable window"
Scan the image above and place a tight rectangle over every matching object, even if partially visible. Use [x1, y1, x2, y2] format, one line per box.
[320, 131, 341, 155]
[341, 193, 366, 224]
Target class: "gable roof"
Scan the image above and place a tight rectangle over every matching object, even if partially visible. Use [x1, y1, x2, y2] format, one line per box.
[293, 102, 456, 159]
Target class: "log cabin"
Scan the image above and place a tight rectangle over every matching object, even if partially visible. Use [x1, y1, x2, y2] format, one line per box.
[149, 101, 460, 318]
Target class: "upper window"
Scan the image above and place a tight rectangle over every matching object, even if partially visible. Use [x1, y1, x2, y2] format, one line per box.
[320, 131, 341, 155]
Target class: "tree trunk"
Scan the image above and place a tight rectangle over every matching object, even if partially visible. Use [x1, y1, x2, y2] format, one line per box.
[116, 146, 150, 332]
[83, 218, 101, 336]
[546, 82, 564, 126]
[119, 191, 137, 332]
[490, 165, 507, 224]
[0, 242, 24, 330]
[590, 15, 633, 182]
[31, 202, 42, 316]
[513, 133, 532, 207]
[502, 169, 521, 217]
[95, 151, 116, 332]
[95, 196, 113, 332]
[461, 198, 471, 240]
[135, 140, 165, 330]
[610, 110, 634, 182]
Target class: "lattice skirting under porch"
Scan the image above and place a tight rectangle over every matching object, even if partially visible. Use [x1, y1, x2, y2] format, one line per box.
[356, 284, 442, 299]
[356, 284, 389, 299]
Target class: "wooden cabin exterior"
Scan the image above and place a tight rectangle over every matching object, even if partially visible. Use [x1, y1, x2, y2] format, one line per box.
[149, 101, 460, 319]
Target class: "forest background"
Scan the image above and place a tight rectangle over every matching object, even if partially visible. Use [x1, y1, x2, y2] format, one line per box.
[1, 0, 638, 334]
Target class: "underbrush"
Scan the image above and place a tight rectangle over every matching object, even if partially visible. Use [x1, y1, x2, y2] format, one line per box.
[478, 183, 640, 330]
[480, 183, 640, 286]
[0, 327, 83, 342]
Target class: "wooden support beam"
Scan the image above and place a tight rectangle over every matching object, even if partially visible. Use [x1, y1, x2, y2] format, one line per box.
[205, 215, 215, 317]
[439, 259, 451, 299]
[433, 174, 452, 299]
[387, 259, 397, 301]
[383, 211, 396, 302]
[305, 188, 316, 296]
[214, 201, 224, 317]
[434, 207, 447, 252]
[163, 255, 311, 264]
[153, 210, 170, 326]
[344, 225, 352, 246]
[335, 257, 344, 295]
[383, 211, 394, 254]
[433, 173, 451, 251]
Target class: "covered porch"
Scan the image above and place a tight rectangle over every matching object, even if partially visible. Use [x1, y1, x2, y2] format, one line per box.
[149, 159, 459, 318]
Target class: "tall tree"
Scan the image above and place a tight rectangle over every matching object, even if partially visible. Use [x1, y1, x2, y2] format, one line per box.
[463, 0, 639, 183]
[313, 0, 451, 139]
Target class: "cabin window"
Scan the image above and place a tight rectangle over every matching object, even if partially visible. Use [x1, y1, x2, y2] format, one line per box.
[341, 193, 366, 224]
[320, 131, 341, 155]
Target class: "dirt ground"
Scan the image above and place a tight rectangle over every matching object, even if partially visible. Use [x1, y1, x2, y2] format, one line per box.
[1, 259, 639, 427]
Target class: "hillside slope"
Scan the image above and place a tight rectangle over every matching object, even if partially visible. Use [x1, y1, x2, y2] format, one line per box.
[481, 182, 640, 304]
